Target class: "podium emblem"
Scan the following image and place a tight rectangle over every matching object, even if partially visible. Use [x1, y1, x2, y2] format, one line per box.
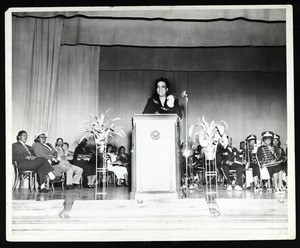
[150, 130, 161, 140]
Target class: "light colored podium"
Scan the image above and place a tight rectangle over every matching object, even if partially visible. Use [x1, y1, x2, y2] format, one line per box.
[130, 114, 181, 200]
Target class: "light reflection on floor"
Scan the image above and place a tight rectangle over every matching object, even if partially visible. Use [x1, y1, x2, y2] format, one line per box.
[12, 184, 288, 215]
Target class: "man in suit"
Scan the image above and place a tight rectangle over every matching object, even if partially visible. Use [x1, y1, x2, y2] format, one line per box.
[12, 130, 55, 193]
[218, 137, 244, 191]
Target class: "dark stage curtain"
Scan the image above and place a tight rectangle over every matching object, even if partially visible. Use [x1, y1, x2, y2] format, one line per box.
[99, 70, 287, 149]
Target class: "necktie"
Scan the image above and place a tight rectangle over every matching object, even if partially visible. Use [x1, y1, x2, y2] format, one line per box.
[22, 143, 32, 155]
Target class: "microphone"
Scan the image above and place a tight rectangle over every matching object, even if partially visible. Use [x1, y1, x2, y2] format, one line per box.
[181, 90, 188, 98]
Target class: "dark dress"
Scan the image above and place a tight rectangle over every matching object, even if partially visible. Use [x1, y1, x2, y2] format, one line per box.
[142, 95, 182, 118]
[72, 145, 96, 177]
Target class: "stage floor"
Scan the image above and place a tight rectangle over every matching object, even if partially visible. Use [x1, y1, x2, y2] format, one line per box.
[12, 184, 288, 215]
[9, 185, 290, 241]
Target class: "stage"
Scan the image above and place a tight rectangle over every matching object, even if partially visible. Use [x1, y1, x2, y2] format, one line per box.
[9, 185, 289, 241]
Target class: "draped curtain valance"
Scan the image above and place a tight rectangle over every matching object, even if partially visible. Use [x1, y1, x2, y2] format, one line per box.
[12, 7, 286, 21]
[12, 8, 286, 47]
[61, 18, 285, 47]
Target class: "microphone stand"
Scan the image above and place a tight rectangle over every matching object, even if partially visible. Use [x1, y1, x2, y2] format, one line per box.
[183, 94, 189, 197]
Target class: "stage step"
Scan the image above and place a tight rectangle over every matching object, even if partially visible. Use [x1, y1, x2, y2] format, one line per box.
[9, 198, 289, 241]
[11, 200, 65, 217]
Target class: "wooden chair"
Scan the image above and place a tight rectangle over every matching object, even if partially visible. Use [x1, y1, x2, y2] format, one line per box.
[50, 171, 65, 191]
[13, 161, 38, 193]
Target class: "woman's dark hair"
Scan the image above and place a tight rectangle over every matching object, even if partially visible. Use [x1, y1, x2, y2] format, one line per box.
[79, 138, 87, 147]
[118, 146, 126, 153]
[154, 77, 170, 90]
[153, 78, 171, 98]
[55, 138, 63, 147]
[63, 142, 69, 149]
[17, 130, 27, 141]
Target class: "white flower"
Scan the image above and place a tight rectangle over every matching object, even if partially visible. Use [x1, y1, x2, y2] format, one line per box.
[166, 95, 175, 108]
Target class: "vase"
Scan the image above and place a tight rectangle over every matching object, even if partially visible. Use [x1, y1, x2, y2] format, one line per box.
[204, 144, 216, 160]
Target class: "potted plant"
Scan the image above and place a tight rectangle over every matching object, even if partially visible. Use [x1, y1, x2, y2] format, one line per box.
[189, 116, 229, 160]
[78, 110, 125, 195]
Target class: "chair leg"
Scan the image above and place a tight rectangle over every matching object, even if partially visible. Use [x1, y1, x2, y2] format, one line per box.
[19, 175, 25, 192]
[29, 172, 33, 193]
[34, 173, 39, 192]
[12, 173, 19, 190]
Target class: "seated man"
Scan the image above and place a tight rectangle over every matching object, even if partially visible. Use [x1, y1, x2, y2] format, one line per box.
[219, 137, 244, 191]
[32, 132, 62, 181]
[12, 130, 55, 193]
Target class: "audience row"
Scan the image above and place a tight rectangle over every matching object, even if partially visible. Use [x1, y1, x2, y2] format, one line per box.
[12, 130, 131, 193]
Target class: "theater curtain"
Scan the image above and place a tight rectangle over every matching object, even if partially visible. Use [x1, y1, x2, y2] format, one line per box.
[13, 8, 286, 21]
[12, 16, 64, 143]
[99, 70, 287, 150]
[61, 17, 286, 47]
[49, 45, 100, 149]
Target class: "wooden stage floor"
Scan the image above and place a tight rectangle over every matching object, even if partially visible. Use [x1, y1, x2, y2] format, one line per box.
[9, 185, 291, 241]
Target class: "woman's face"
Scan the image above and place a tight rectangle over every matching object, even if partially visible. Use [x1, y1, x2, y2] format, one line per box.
[19, 132, 27, 143]
[264, 137, 272, 146]
[57, 139, 63, 147]
[39, 135, 47, 144]
[157, 81, 168, 98]
[107, 146, 112, 152]
[119, 147, 125, 154]
[273, 139, 279, 147]
[62, 144, 68, 151]
[249, 140, 255, 147]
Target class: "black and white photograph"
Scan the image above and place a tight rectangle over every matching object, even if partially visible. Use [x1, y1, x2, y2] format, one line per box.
[5, 5, 295, 241]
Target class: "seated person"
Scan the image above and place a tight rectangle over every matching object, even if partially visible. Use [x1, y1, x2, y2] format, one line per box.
[218, 137, 243, 191]
[54, 138, 83, 190]
[246, 134, 261, 191]
[142, 77, 182, 119]
[106, 144, 128, 186]
[273, 134, 287, 191]
[32, 132, 63, 181]
[72, 138, 96, 188]
[257, 131, 282, 193]
[12, 130, 55, 193]
[117, 146, 131, 184]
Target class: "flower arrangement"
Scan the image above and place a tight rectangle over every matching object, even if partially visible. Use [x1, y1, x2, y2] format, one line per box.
[189, 116, 229, 160]
[78, 110, 126, 152]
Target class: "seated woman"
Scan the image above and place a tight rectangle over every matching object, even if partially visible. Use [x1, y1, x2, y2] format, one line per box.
[106, 144, 128, 186]
[32, 132, 63, 181]
[54, 138, 83, 190]
[142, 77, 182, 119]
[246, 134, 261, 191]
[72, 138, 96, 188]
[117, 146, 131, 184]
[12, 130, 55, 193]
[273, 134, 287, 191]
[257, 131, 282, 193]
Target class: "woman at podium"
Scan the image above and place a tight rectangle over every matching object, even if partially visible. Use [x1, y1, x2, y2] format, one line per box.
[142, 78, 182, 119]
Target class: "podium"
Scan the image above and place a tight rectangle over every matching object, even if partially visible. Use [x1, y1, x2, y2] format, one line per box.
[130, 114, 181, 200]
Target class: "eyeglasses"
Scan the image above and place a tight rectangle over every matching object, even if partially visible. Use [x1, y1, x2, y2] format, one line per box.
[39, 136, 46, 139]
